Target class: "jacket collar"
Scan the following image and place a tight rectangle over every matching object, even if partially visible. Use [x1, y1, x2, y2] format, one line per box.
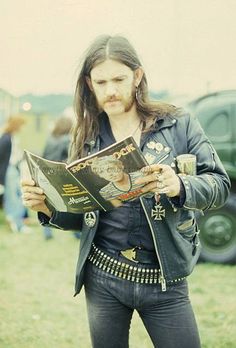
[154, 114, 177, 130]
[84, 112, 177, 148]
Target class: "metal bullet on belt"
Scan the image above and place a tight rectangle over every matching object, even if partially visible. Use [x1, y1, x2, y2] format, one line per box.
[106, 257, 113, 273]
[102, 256, 110, 271]
[111, 260, 117, 275]
[154, 269, 159, 284]
[136, 268, 141, 283]
[93, 249, 100, 264]
[119, 262, 126, 278]
[140, 268, 146, 283]
[131, 267, 137, 282]
[92, 250, 99, 264]
[123, 264, 129, 280]
[127, 265, 133, 281]
[100, 254, 107, 269]
[115, 261, 121, 276]
[95, 251, 104, 266]
[149, 269, 154, 284]
[145, 269, 150, 284]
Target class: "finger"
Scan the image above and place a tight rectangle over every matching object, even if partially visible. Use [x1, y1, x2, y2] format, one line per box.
[141, 164, 162, 174]
[156, 164, 174, 175]
[156, 180, 165, 189]
[21, 179, 35, 186]
[22, 192, 46, 201]
[155, 180, 169, 194]
[23, 198, 45, 207]
[140, 164, 173, 180]
[140, 181, 169, 194]
[135, 174, 155, 185]
[135, 170, 165, 185]
[141, 163, 173, 173]
[158, 187, 170, 194]
[22, 186, 44, 195]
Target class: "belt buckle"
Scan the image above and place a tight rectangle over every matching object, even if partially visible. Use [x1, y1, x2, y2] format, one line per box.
[120, 247, 139, 263]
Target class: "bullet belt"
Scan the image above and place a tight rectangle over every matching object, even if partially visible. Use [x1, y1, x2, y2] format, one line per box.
[88, 243, 161, 284]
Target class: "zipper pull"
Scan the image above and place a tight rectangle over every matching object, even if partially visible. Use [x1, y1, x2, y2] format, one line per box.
[159, 274, 167, 291]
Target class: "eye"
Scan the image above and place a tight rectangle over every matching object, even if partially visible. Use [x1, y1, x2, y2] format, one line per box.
[96, 81, 106, 85]
[115, 78, 124, 82]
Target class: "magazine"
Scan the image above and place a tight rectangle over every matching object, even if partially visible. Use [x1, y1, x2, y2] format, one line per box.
[24, 136, 149, 214]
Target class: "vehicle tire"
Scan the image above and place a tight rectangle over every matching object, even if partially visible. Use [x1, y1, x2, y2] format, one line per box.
[197, 194, 236, 264]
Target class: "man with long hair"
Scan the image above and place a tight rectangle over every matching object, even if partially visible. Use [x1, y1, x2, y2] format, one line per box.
[21, 35, 230, 348]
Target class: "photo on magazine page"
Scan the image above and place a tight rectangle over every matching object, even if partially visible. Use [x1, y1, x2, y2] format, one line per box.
[24, 150, 111, 213]
[67, 136, 149, 208]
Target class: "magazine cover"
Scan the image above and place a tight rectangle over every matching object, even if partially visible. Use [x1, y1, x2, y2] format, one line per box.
[24, 136, 149, 213]
[67, 136, 148, 208]
[24, 151, 109, 213]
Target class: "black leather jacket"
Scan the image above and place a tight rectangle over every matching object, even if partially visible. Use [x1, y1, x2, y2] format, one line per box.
[41, 112, 230, 295]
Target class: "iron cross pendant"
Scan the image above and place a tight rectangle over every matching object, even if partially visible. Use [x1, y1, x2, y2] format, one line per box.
[151, 203, 166, 220]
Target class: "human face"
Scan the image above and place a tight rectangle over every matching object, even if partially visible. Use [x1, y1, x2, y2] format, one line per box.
[96, 163, 124, 182]
[88, 59, 136, 116]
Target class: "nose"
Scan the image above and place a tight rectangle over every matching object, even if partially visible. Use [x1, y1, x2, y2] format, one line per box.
[105, 82, 117, 97]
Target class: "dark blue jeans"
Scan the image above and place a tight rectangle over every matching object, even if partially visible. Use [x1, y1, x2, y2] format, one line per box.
[84, 262, 201, 348]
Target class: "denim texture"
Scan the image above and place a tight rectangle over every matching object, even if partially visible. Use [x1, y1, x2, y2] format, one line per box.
[84, 261, 201, 348]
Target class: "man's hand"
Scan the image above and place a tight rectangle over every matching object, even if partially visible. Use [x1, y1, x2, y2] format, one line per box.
[21, 179, 52, 217]
[135, 164, 181, 198]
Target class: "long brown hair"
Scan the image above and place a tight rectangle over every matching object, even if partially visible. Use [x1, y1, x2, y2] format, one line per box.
[70, 35, 176, 161]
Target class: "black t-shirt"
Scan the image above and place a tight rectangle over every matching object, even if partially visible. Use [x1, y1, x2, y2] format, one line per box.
[94, 114, 155, 252]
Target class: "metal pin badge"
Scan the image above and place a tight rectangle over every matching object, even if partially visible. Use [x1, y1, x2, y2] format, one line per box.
[147, 141, 156, 150]
[155, 143, 164, 153]
[84, 212, 97, 227]
[144, 152, 156, 164]
[151, 203, 166, 221]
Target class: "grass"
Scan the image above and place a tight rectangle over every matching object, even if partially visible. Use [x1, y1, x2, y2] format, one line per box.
[0, 210, 235, 348]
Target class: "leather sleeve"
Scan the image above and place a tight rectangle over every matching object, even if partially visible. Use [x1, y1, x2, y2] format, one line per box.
[178, 114, 231, 211]
[38, 210, 83, 230]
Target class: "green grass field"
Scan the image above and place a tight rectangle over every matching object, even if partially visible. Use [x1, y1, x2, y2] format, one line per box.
[0, 210, 235, 348]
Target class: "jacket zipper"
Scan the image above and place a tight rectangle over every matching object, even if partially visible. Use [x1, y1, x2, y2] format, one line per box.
[155, 152, 169, 166]
[138, 152, 170, 291]
[140, 197, 166, 291]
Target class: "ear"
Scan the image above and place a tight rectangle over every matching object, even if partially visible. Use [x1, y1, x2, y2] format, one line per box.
[134, 67, 144, 88]
[85, 76, 93, 91]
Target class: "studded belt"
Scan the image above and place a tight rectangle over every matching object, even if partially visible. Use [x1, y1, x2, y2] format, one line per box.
[87, 243, 161, 284]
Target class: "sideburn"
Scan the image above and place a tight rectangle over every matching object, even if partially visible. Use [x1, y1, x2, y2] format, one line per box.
[124, 85, 136, 112]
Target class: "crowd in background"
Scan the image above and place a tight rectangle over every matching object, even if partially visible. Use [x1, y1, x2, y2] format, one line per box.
[0, 113, 81, 240]
[0, 115, 30, 233]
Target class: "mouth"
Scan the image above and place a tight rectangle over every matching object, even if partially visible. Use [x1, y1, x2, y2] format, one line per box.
[105, 100, 121, 105]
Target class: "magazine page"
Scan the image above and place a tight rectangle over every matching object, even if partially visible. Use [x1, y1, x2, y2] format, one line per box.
[24, 150, 109, 213]
[66, 136, 148, 208]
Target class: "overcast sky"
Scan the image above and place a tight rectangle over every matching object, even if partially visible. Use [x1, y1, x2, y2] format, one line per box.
[1, 0, 236, 97]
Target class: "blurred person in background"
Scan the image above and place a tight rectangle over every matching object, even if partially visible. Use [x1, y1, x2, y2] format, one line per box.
[0, 115, 30, 233]
[21, 35, 230, 348]
[0, 121, 12, 208]
[42, 115, 73, 162]
[41, 115, 81, 239]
